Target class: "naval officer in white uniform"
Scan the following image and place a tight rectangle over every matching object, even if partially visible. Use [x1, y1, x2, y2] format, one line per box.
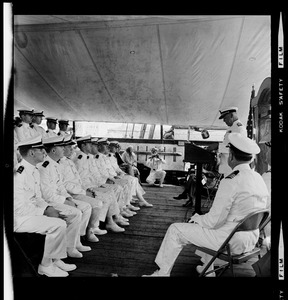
[14, 136, 77, 277]
[218, 107, 247, 176]
[143, 133, 268, 277]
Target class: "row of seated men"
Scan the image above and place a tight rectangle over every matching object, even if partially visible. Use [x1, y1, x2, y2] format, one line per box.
[13, 109, 154, 277]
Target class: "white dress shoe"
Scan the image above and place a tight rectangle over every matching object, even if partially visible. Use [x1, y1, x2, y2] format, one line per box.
[76, 244, 91, 252]
[86, 232, 99, 242]
[92, 227, 108, 235]
[115, 219, 130, 226]
[106, 223, 125, 233]
[124, 208, 137, 215]
[138, 200, 153, 207]
[127, 204, 140, 211]
[121, 210, 134, 218]
[196, 265, 216, 277]
[67, 248, 83, 258]
[142, 270, 169, 277]
[38, 264, 69, 277]
[54, 260, 77, 272]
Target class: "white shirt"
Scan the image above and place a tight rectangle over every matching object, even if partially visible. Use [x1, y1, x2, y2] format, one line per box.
[59, 156, 86, 195]
[45, 129, 57, 138]
[32, 123, 47, 138]
[37, 155, 71, 205]
[190, 163, 269, 229]
[107, 152, 125, 176]
[14, 159, 48, 231]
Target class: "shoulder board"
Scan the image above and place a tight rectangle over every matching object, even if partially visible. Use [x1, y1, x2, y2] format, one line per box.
[29, 124, 34, 128]
[225, 170, 239, 179]
[46, 130, 49, 133]
[108, 154, 111, 157]
[57, 132, 61, 136]
[87, 156, 89, 159]
[16, 166, 24, 174]
[42, 161, 49, 168]
[17, 123, 22, 127]
[96, 155, 99, 159]
[78, 155, 82, 159]
[237, 122, 243, 127]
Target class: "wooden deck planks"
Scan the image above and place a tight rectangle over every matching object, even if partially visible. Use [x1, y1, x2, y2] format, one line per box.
[61, 184, 266, 277]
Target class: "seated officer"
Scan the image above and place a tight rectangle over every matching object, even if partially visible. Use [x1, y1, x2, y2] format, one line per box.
[146, 147, 166, 187]
[37, 136, 92, 258]
[143, 133, 268, 277]
[31, 110, 46, 138]
[14, 136, 77, 276]
[14, 108, 36, 142]
[59, 135, 108, 241]
[73, 136, 128, 232]
[45, 117, 58, 137]
[108, 141, 153, 208]
[58, 119, 70, 137]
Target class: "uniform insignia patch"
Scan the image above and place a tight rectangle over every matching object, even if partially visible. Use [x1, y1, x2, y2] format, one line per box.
[17, 166, 24, 174]
[87, 156, 89, 159]
[225, 170, 239, 179]
[78, 155, 82, 159]
[237, 122, 242, 126]
[42, 161, 49, 168]
[29, 124, 34, 128]
[57, 132, 61, 136]
[46, 130, 49, 133]
[108, 154, 111, 157]
[96, 155, 99, 159]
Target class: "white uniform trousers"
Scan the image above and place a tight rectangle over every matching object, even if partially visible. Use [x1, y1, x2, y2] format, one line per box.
[90, 187, 120, 218]
[72, 194, 103, 228]
[146, 170, 166, 185]
[14, 216, 67, 260]
[50, 203, 82, 249]
[113, 177, 133, 205]
[102, 183, 126, 210]
[154, 222, 258, 274]
[72, 199, 92, 236]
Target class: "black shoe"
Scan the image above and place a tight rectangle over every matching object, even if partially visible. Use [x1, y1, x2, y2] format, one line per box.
[173, 193, 188, 200]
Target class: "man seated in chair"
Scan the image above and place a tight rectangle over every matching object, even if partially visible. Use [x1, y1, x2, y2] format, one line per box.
[142, 133, 268, 277]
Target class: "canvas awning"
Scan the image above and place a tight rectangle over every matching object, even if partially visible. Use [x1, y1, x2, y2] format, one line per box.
[13, 15, 271, 129]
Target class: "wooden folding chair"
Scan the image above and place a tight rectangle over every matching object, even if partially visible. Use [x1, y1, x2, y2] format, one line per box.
[195, 209, 270, 277]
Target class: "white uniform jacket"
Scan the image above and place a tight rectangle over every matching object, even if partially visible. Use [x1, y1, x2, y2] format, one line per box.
[14, 122, 38, 142]
[37, 155, 71, 205]
[32, 124, 47, 138]
[73, 151, 106, 189]
[146, 156, 166, 171]
[107, 153, 126, 176]
[14, 159, 48, 231]
[190, 163, 269, 253]
[94, 153, 114, 180]
[59, 156, 86, 196]
[45, 129, 57, 138]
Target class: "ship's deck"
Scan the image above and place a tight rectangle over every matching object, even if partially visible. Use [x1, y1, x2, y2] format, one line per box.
[61, 183, 267, 278]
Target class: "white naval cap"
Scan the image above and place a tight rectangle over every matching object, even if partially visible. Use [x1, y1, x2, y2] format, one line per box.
[76, 135, 91, 143]
[227, 133, 260, 155]
[219, 106, 238, 119]
[17, 135, 44, 149]
[109, 140, 119, 146]
[42, 136, 66, 147]
[63, 134, 76, 145]
[58, 119, 69, 125]
[46, 117, 58, 123]
[97, 138, 109, 144]
[17, 108, 34, 115]
[91, 137, 99, 144]
[33, 110, 45, 117]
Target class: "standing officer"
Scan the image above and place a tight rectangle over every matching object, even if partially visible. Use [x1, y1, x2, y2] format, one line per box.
[45, 117, 58, 137]
[31, 110, 46, 138]
[38, 136, 92, 258]
[143, 133, 268, 277]
[14, 135, 77, 276]
[14, 108, 35, 142]
[218, 107, 247, 176]
[58, 119, 70, 137]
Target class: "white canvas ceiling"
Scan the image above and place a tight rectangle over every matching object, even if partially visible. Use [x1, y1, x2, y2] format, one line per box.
[13, 15, 271, 129]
